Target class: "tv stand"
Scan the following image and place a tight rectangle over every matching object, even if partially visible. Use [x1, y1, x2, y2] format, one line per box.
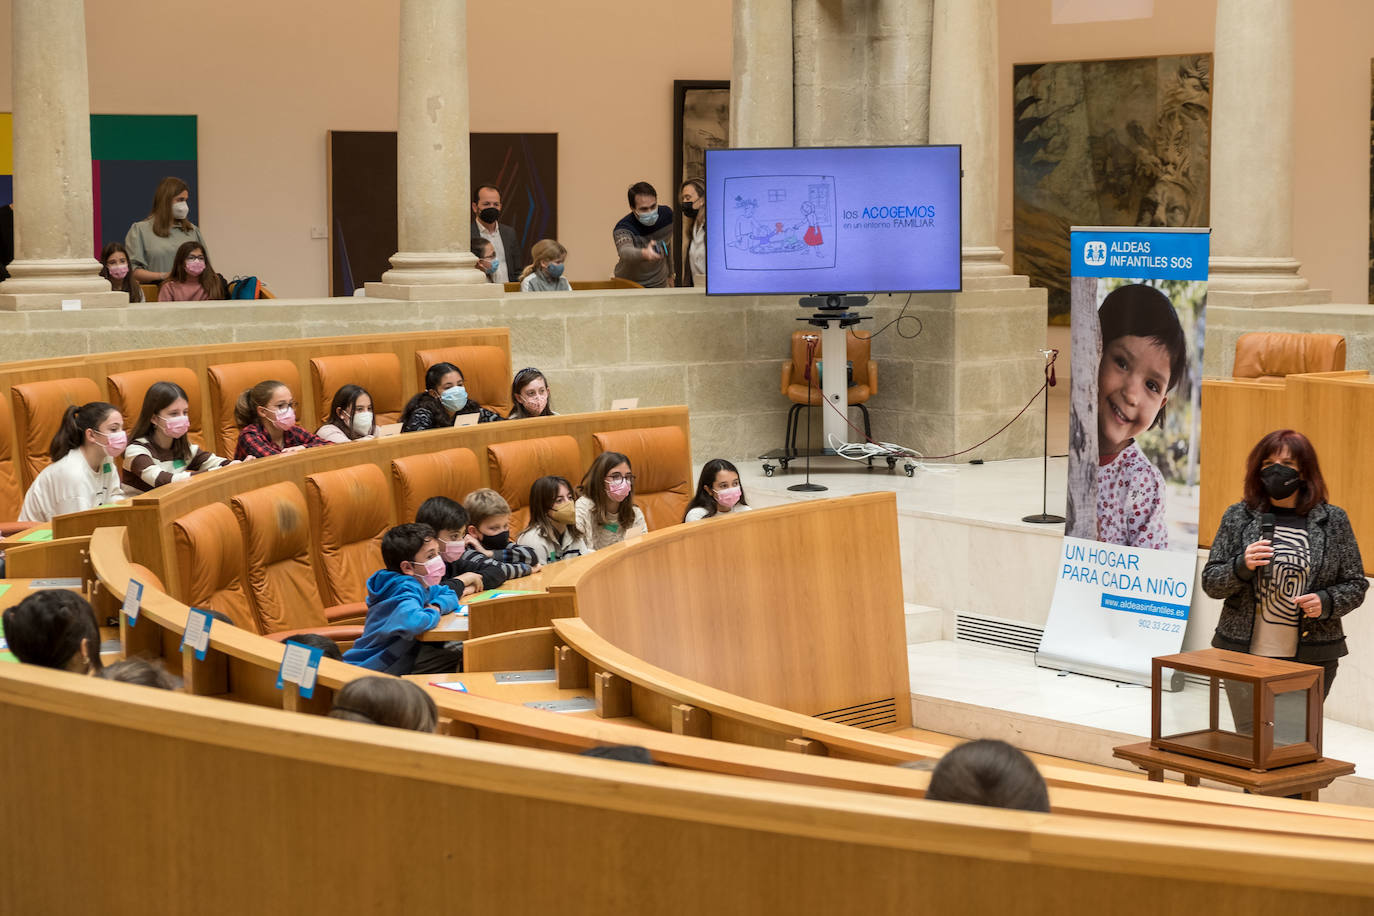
[758, 295, 916, 481]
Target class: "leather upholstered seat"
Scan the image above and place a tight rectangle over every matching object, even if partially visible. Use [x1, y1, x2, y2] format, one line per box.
[171, 501, 260, 632]
[11, 377, 104, 487]
[1232, 332, 1346, 380]
[486, 435, 582, 533]
[206, 359, 302, 457]
[414, 345, 513, 417]
[591, 426, 691, 531]
[780, 330, 877, 450]
[309, 352, 404, 426]
[304, 463, 391, 606]
[107, 367, 206, 449]
[390, 447, 481, 523]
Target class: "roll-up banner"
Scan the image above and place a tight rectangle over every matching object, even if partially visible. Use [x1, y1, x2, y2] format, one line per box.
[1036, 227, 1210, 686]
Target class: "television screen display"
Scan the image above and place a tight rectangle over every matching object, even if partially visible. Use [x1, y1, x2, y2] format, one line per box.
[703, 145, 962, 296]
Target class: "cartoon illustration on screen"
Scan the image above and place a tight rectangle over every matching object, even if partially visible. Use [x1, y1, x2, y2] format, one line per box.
[723, 175, 836, 270]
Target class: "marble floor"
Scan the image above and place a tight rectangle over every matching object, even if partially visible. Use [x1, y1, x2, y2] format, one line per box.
[907, 638, 1374, 805]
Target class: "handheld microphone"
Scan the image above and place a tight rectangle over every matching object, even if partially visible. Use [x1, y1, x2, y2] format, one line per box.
[1260, 513, 1275, 543]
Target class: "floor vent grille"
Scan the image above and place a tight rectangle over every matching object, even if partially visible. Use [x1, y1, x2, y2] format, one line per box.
[954, 613, 1044, 653]
[815, 698, 897, 730]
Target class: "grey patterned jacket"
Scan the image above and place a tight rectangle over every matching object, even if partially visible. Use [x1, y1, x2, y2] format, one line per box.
[1202, 501, 1368, 661]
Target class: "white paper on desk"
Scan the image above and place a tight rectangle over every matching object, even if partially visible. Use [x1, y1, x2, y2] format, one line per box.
[610, 398, 639, 410]
[299, 659, 318, 691]
[279, 643, 309, 684]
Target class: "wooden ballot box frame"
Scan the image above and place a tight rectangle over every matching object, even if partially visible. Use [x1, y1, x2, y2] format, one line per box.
[1151, 649, 1323, 771]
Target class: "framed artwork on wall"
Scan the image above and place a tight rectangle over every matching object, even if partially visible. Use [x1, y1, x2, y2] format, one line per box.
[673, 80, 729, 287]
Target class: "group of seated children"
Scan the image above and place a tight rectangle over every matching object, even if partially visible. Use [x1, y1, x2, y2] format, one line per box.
[472, 237, 571, 292]
[13, 366, 563, 522]
[101, 240, 225, 302]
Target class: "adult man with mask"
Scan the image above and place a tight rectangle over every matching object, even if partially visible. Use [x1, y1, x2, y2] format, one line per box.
[470, 184, 522, 284]
[613, 180, 674, 288]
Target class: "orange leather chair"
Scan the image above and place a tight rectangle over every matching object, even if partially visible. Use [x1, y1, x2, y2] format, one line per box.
[107, 367, 206, 449]
[486, 435, 582, 533]
[207, 359, 302, 458]
[171, 501, 260, 632]
[414, 345, 513, 417]
[1232, 332, 1346, 380]
[0, 397, 33, 535]
[309, 352, 404, 427]
[229, 481, 367, 638]
[781, 330, 877, 451]
[592, 426, 691, 530]
[390, 447, 481, 523]
[304, 464, 391, 606]
[10, 376, 104, 488]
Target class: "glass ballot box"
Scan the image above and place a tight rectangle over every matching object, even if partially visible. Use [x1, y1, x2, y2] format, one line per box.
[1151, 649, 1323, 770]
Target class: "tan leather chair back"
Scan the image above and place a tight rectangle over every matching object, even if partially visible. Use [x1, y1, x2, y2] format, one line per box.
[390, 447, 481, 523]
[305, 463, 391, 606]
[309, 352, 404, 427]
[107, 367, 206, 450]
[486, 435, 582, 533]
[782, 330, 877, 406]
[0, 396, 23, 521]
[171, 501, 258, 632]
[1233, 332, 1346, 380]
[592, 426, 691, 531]
[230, 481, 327, 633]
[414, 345, 513, 417]
[10, 377, 104, 488]
[207, 360, 302, 458]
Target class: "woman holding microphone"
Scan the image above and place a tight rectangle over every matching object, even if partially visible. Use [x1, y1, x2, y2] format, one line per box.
[1202, 429, 1366, 702]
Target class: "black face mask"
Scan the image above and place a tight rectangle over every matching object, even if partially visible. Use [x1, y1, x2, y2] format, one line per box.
[1260, 463, 1302, 500]
[478, 206, 500, 224]
[681, 202, 698, 218]
[480, 530, 510, 551]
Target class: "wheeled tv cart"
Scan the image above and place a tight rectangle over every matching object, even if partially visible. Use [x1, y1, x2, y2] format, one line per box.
[759, 295, 916, 486]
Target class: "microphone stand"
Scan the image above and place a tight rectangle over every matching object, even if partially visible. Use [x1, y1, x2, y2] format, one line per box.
[1023, 348, 1065, 524]
[789, 333, 825, 493]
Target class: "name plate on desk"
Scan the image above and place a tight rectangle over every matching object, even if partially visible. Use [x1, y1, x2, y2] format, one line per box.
[524, 697, 596, 714]
[29, 578, 82, 588]
[494, 669, 556, 684]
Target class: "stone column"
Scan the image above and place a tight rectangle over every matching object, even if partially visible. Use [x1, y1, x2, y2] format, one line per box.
[729, 0, 793, 148]
[928, 0, 1013, 285]
[1208, 0, 1313, 295]
[368, 0, 486, 300]
[868, 0, 933, 146]
[0, 0, 126, 311]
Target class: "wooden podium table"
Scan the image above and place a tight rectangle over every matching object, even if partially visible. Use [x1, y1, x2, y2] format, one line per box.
[1113, 741, 1354, 801]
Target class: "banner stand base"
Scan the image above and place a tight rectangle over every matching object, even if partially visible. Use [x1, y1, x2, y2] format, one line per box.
[1033, 652, 1183, 691]
[1022, 513, 1066, 524]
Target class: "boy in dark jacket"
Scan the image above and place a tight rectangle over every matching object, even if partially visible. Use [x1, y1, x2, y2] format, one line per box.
[416, 494, 539, 591]
[341, 523, 464, 675]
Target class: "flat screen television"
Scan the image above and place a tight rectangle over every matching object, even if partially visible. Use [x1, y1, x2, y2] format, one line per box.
[703, 145, 962, 296]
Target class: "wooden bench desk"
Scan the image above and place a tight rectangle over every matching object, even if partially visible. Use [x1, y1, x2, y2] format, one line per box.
[1114, 741, 1355, 801]
[402, 670, 649, 728]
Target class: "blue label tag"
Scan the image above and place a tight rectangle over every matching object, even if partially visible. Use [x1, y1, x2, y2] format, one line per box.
[180, 608, 213, 661]
[276, 640, 325, 699]
[1070, 228, 1210, 281]
[122, 579, 143, 625]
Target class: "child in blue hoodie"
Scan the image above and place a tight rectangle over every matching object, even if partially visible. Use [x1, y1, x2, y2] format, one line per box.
[342, 523, 466, 675]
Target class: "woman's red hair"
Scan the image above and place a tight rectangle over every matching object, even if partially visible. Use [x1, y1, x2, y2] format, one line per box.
[1242, 429, 1327, 515]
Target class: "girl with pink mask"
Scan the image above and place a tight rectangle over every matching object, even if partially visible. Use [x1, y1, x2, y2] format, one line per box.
[233, 379, 331, 460]
[574, 451, 648, 551]
[683, 459, 751, 522]
[19, 402, 127, 523]
[123, 381, 240, 493]
[99, 242, 145, 303]
[157, 241, 225, 301]
[506, 367, 556, 419]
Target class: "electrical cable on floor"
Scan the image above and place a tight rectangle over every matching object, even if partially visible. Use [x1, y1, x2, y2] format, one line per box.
[813, 377, 1049, 468]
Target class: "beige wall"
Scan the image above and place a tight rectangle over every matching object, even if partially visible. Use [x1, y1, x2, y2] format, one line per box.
[998, 0, 1374, 306]
[0, 0, 732, 298]
[1, 1, 1369, 303]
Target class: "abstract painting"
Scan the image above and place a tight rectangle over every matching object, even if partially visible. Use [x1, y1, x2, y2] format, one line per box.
[1013, 55, 1211, 321]
[673, 80, 729, 285]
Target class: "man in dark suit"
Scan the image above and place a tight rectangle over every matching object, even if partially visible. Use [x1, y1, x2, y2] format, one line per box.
[470, 184, 522, 284]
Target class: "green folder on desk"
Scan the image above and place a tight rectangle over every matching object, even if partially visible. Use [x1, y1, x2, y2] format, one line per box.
[466, 589, 540, 604]
[17, 528, 53, 542]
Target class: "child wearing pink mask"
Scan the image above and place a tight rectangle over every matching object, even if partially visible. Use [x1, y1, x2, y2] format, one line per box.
[20, 402, 127, 523]
[157, 241, 225, 301]
[575, 451, 647, 550]
[233, 379, 331, 459]
[683, 459, 751, 522]
[99, 242, 145, 302]
[123, 381, 240, 492]
[1094, 283, 1189, 550]
[342, 523, 466, 674]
